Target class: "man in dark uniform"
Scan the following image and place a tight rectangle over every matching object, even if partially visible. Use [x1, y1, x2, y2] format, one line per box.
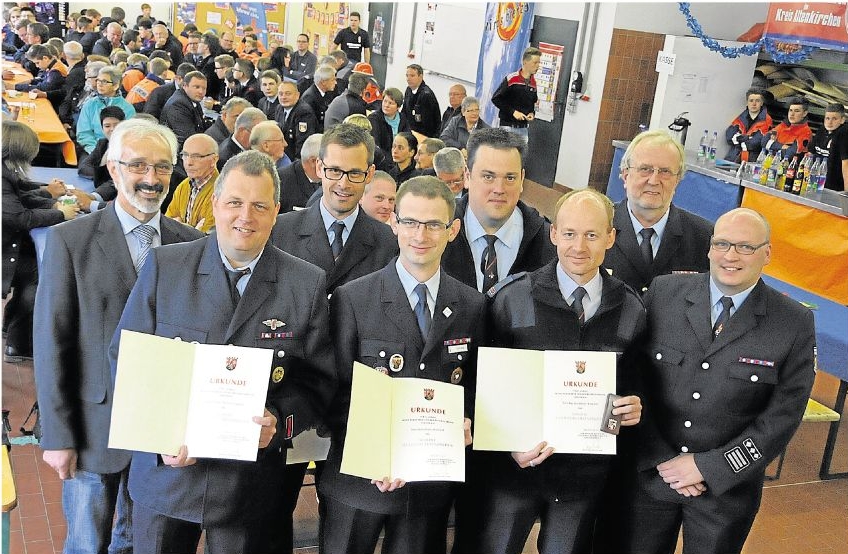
[466, 189, 644, 554]
[597, 208, 816, 554]
[441, 128, 555, 294]
[274, 81, 318, 162]
[300, 65, 338, 132]
[109, 150, 335, 553]
[491, 47, 540, 140]
[402, 64, 441, 138]
[159, 71, 210, 151]
[35, 120, 203, 554]
[268, 123, 398, 553]
[320, 176, 485, 554]
[257, 70, 281, 120]
[331, 11, 371, 63]
[603, 130, 712, 294]
[233, 58, 261, 107]
[278, 133, 322, 213]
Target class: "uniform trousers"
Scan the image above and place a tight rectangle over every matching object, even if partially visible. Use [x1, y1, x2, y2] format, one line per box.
[320, 495, 450, 554]
[132, 502, 259, 554]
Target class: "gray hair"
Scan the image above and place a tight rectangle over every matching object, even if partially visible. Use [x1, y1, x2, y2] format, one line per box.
[216, 150, 280, 202]
[63, 40, 84, 60]
[222, 96, 251, 114]
[460, 96, 479, 111]
[248, 120, 282, 148]
[421, 137, 445, 155]
[347, 72, 369, 96]
[301, 133, 323, 160]
[107, 119, 179, 164]
[314, 64, 336, 84]
[433, 147, 466, 175]
[98, 65, 123, 87]
[234, 107, 266, 132]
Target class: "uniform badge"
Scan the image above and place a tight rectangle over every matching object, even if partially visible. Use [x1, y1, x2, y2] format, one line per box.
[375, 366, 389, 375]
[575, 360, 586, 374]
[272, 366, 285, 383]
[263, 318, 286, 330]
[442, 307, 453, 318]
[389, 354, 404, 372]
[424, 388, 435, 401]
[451, 367, 463, 384]
[226, 357, 238, 371]
[743, 438, 761, 460]
[298, 121, 307, 133]
[724, 445, 749, 473]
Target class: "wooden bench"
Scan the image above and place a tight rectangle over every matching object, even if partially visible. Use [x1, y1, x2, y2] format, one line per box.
[766, 398, 841, 480]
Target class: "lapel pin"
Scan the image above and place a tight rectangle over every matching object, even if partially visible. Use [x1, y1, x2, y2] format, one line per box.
[442, 307, 452, 318]
[263, 318, 286, 330]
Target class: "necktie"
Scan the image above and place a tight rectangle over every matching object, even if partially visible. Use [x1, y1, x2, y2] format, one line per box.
[226, 267, 251, 307]
[712, 296, 734, 339]
[639, 228, 655, 265]
[414, 283, 431, 339]
[481, 235, 499, 294]
[571, 286, 587, 325]
[330, 221, 345, 261]
[133, 224, 156, 274]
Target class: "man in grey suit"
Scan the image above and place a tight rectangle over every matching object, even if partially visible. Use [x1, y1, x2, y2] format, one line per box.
[596, 208, 816, 554]
[603, 130, 712, 294]
[109, 150, 335, 553]
[319, 176, 485, 554]
[34, 119, 203, 554]
[269, 122, 398, 552]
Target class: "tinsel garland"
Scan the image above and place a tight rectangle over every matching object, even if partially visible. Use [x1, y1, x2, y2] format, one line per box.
[679, 2, 816, 64]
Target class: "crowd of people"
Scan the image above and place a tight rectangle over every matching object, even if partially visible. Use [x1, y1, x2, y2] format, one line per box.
[1, 5, 820, 554]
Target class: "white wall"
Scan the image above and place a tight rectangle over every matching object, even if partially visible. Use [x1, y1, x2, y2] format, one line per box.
[614, 2, 769, 40]
[68, 2, 164, 25]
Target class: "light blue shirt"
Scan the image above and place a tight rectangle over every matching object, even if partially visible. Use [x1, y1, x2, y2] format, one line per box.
[113, 200, 162, 269]
[384, 112, 401, 137]
[555, 265, 604, 322]
[319, 201, 359, 248]
[708, 277, 755, 327]
[219, 248, 262, 296]
[464, 206, 523, 292]
[395, 259, 440, 317]
[628, 206, 670, 259]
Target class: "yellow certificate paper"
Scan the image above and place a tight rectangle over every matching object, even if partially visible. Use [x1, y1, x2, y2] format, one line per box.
[109, 330, 273, 461]
[341, 362, 465, 482]
[474, 347, 617, 455]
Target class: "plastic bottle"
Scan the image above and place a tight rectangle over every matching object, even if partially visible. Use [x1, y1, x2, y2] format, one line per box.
[803, 158, 820, 196]
[786, 155, 799, 193]
[750, 150, 766, 183]
[759, 151, 774, 185]
[697, 130, 709, 166]
[816, 158, 827, 194]
[708, 131, 718, 166]
[766, 151, 781, 188]
[776, 156, 787, 191]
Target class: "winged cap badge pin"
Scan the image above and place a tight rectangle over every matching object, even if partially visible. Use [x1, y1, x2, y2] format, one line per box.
[263, 319, 286, 330]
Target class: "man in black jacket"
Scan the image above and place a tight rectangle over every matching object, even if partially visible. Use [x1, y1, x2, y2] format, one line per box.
[300, 64, 338, 131]
[402, 64, 441, 138]
[274, 81, 318, 162]
[159, 71, 210, 150]
[491, 47, 540, 139]
[277, 133, 322, 213]
[144, 62, 193, 120]
[442, 128, 555, 293]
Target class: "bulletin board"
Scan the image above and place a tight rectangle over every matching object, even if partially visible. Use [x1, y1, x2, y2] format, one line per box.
[419, 3, 486, 84]
[302, 2, 350, 58]
[172, 3, 287, 49]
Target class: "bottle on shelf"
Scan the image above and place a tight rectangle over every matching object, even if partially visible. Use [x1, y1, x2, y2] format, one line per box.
[776, 155, 787, 191]
[697, 129, 709, 166]
[816, 158, 827, 194]
[766, 151, 781, 188]
[759, 151, 774, 185]
[786, 154, 799, 194]
[803, 158, 820, 196]
[708, 131, 718, 166]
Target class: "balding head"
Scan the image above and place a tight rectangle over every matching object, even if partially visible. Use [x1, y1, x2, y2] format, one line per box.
[181, 134, 219, 180]
[550, 189, 617, 285]
[709, 208, 771, 295]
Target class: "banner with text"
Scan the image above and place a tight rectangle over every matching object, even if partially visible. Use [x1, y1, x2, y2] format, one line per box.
[763, 2, 848, 51]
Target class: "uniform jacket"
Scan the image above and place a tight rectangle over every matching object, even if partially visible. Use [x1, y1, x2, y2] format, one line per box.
[257, 95, 279, 120]
[46, 61, 85, 111]
[491, 71, 538, 127]
[277, 160, 319, 214]
[442, 196, 556, 291]
[109, 236, 335, 525]
[270, 204, 398, 294]
[319, 263, 486, 514]
[14, 59, 67, 94]
[402, 81, 441, 137]
[637, 274, 815, 498]
[724, 108, 773, 163]
[478, 261, 646, 498]
[602, 200, 712, 294]
[125, 73, 164, 108]
[164, 171, 218, 233]
[204, 117, 230, 145]
[159, 88, 210, 150]
[34, 204, 202, 474]
[216, 136, 246, 170]
[440, 106, 462, 134]
[300, 83, 337, 131]
[143, 82, 178, 120]
[767, 120, 813, 158]
[274, 100, 318, 161]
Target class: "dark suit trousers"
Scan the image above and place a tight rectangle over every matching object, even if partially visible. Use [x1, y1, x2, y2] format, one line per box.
[320, 495, 450, 554]
[4, 253, 37, 353]
[133, 502, 257, 554]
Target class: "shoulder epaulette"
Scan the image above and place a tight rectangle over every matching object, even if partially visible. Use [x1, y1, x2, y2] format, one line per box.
[486, 271, 528, 298]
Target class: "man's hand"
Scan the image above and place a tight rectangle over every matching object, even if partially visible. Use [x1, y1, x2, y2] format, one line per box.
[70, 189, 94, 211]
[44, 179, 67, 198]
[161, 445, 197, 467]
[657, 453, 706, 495]
[43, 448, 78, 480]
[463, 417, 472, 446]
[613, 395, 642, 426]
[511, 441, 554, 469]
[512, 110, 527, 121]
[253, 408, 277, 449]
[29, 88, 46, 98]
[371, 477, 406, 493]
[55, 202, 79, 220]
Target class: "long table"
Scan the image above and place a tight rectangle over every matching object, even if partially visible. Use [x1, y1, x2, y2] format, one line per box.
[2, 62, 77, 166]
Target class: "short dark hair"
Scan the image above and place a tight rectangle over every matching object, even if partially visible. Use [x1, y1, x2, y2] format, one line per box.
[825, 103, 845, 116]
[396, 132, 418, 156]
[745, 88, 765, 100]
[122, 29, 139, 45]
[395, 176, 456, 219]
[350, 11, 361, 19]
[320, 123, 376, 166]
[522, 46, 542, 61]
[788, 96, 809, 111]
[27, 22, 49, 43]
[406, 64, 423, 76]
[176, 62, 196, 79]
[25, 44, 52, 61]
[466, 128, 527, 171]
[217, 149, 280, 202]
[347, 73, 369, 96]
[234, 58, 254, 75]
[136, 18, 154, 30]
[183, 71, 207, 86]
[110, 7, 125, 20]
[100, 105, 126, 123]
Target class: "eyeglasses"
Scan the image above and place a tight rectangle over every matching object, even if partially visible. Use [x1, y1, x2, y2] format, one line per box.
[627, 165, 679, 179]
[263, 138, 285, 144]
[395, 215, 451, 233]
[441, 177, 465, 188]
[214, 66, 224, 70]
[117, 160, 174, 175]
[180, 152, 216, 160]
[321, 164, 369, 184]
[710, 239, 769, 255]
[95, 79, 114, 85]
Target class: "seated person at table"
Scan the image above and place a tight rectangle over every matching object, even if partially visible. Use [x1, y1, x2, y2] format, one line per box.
[76, 65, 136, 154]
[812, 103, 848, 192]
[76, 106, 125, 210]
[125, 57, 169, 111]
[724, 88, 772, 163]
[764, 96, 813, 158]
[2, 121, 78, 361]
[14, 44, 67, 97]
[58, 60, 107, 136]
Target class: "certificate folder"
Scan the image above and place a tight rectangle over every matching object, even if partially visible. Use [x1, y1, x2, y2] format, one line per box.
[341, 362, 466, 482]
[109, 330, 272, 461]
[473, 347, 617, 455]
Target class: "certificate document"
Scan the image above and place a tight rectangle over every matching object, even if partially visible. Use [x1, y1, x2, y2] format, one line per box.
[109, 330, 273, 461]
[341, 362, 465, 482]
[474, 347, 617, 455]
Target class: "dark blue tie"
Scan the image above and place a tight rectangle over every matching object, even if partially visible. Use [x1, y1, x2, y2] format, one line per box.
[713, 296, 734, 339]
[571, 286, 587, 325]
[414, 283, 431, 339]
[639, 227, 655, 265]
